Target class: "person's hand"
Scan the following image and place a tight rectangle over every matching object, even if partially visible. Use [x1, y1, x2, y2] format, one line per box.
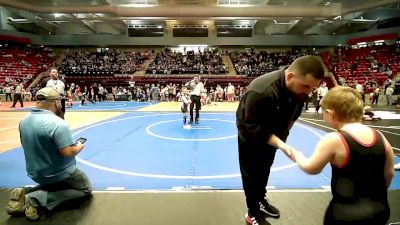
[292, 149, 306, 163]
[76, 140, 85, 149]
[278, 142, 296, 161]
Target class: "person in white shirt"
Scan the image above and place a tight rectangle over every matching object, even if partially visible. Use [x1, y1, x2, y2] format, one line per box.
[227, 83, 235, 102]
[385, 85, 394, 106]
[46, 68, 66, 119]
[185, 75, 205, 124]
[316, 82, 328, 114]
[46, 68, 65, 95]
[355, 82, 365, 102]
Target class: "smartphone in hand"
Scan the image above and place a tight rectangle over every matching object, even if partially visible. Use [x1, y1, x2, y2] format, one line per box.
[76, 137, 87, 144]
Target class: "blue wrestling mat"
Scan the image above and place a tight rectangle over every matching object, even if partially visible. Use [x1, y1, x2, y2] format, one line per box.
[1, 112, 399, 190]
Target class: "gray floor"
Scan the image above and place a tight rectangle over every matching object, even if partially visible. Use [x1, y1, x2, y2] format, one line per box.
[1, 189, 399, 225]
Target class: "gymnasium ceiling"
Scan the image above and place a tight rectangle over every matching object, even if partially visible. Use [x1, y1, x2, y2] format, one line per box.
[0, 0, 399, 36]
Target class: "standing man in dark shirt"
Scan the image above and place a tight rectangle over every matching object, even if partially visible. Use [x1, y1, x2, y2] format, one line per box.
[236, 55, 325, 225]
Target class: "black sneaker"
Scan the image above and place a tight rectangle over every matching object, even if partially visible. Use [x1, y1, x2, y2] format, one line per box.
[245, 211, 264, 225]
[188, 118, 193, 124]
[259, 199, 280, 218]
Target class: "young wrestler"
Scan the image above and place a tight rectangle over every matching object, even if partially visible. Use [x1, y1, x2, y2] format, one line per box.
[293, 86, 394, 225]
[180, 87, 191, 129]
[363, 105, 381, 121]
[65, 88, 74, 108]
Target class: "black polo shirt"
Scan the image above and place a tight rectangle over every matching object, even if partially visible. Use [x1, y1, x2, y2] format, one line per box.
[236, 68, 304, 145]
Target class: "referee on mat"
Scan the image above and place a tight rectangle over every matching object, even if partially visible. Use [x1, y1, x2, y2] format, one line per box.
[185, 75, 205, 124]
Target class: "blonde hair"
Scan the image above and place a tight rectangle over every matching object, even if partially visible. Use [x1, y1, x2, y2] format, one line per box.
[321, 86, 364, 122]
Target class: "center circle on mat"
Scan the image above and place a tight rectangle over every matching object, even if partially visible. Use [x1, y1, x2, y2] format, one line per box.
[145, 118, 237, 141]
[72, 113, 320, 179]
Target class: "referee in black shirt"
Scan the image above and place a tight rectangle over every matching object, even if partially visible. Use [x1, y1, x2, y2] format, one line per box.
[236, 55, 324, 224]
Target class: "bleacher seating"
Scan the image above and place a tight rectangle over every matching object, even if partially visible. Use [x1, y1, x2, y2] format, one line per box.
[229, 49, 307, 77]
[0, 46, 53, 85]
[60, 50, 149, 76]
[147, 50, 227, 75]
[321, 44, 400, 87]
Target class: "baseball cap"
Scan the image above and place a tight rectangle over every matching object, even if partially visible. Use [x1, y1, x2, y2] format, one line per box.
[36, 87, 64, 100]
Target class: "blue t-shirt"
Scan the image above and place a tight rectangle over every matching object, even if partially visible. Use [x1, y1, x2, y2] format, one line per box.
[19, 108, 76, 184]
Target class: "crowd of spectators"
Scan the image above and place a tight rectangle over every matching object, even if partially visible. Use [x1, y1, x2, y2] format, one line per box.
[0, 44, 54, 86]
[59, 49, 149, 76]
[147, 48, 227, 75]
[229, 49, 307, 77]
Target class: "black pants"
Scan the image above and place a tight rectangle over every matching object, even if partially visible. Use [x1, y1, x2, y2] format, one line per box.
[11, 93, 23, 107]
[304, 97, 310, 110]
[316, 96, 322, 113]
[372, 94, 379, 105]
[93, 92, 99, 102]
[5, 93, 12, 101]
[24, 168, 92, 211]
[190, 95, 201, 121]
[61, 99, 66, 113]
[238, 136, 277, 215]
